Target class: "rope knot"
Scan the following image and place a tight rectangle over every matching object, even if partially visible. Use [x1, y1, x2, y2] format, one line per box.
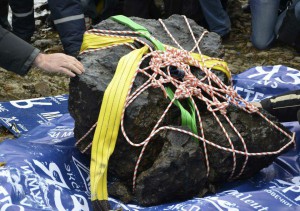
[175, 84, 191, 99]
[191, 88, 202, 96]
[151, 76, 168, 98]
[184, 74, 199, 88]
[207, 101, 228, 115]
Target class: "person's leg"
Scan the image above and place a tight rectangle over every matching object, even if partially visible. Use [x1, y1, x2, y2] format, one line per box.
[275, 1, 300, 52]
[100, 0, 119, 19]
[274, 9, 287, 35]
[149, 0, 161, 19]
[276, 0, 300, 29]
[0, 0, 11, 30]
[9, 0, 35, 42]
[295, 1, 300, 20]
[81, 0, 97, 19]
[48, 0, 86, 56]
[198, 0, 231, 37]
[163, 0, 183, 18]
[123, 0, 152, 18]
[250, 0, 280, 50]
[294, 1, 300, 52]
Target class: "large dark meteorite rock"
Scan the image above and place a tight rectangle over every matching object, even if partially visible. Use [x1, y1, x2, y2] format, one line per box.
[69, 15, 293, 206]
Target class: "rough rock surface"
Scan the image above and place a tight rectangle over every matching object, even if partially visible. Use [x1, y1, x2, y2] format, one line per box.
[70, 14, 224, 150]
[68, 15, 293, 206]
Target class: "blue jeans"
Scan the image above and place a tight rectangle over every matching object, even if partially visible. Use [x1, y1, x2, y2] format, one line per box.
[250, 0, 286, 49]
[251, 0, 300, 50]
[198, 0, 231, 37]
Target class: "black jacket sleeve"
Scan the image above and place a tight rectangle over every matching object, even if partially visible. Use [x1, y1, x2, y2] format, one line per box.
[260, 89, 300, 122]
[0, 26, 40, 76]
[48, 0, 85, 56]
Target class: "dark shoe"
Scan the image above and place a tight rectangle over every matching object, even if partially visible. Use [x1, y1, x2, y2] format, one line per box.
[242, 4, 251, 13]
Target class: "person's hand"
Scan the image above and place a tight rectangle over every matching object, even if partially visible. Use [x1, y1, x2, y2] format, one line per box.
[33, 53, 84, 77]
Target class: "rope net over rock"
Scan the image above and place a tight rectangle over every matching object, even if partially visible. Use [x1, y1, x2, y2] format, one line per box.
[72, 15, 295, 206]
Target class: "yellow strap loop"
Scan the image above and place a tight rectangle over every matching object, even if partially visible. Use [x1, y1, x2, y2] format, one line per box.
[191, 53, 231, 79]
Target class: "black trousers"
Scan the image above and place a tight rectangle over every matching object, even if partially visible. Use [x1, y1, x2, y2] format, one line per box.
[123, 0, 160, 19]
[9, 0, 35, 41]
[0, 0, 11, 30]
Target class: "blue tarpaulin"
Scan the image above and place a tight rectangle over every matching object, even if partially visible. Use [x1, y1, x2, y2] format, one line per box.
[0, 65, 299, 210]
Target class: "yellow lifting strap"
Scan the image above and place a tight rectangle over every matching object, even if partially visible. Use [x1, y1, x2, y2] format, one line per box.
[80, 34, 134, 52]
[90, 46, 149, 201]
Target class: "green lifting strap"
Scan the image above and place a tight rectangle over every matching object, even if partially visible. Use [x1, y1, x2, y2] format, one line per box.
[110, 15, 198, 136]
[110, 15, 165, 51]
[165, 87, 198, 134]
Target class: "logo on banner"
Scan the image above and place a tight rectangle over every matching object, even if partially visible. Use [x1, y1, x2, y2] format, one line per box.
[233, 65, 300, 102]
[38, 111, 63, 123]
[204, 197, 239, 211]
[216, 190, 269, 210]
[72, 157, 90, 197]
[10, 95, 68, 109]
[0, 116, 21, 135]
[247, 66, 300, 86]
[0, 157, 91, 210]
[50, 95, 68, 104]
[48, 126, 74, 142]
[0, 104, 8, 113]
[265, 176, 300, 207]
[164, 197, 239, 211]
[0, 116, 19, 126]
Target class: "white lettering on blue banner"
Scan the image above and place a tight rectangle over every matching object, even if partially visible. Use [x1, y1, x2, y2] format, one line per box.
[10, 98, 52, 109]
